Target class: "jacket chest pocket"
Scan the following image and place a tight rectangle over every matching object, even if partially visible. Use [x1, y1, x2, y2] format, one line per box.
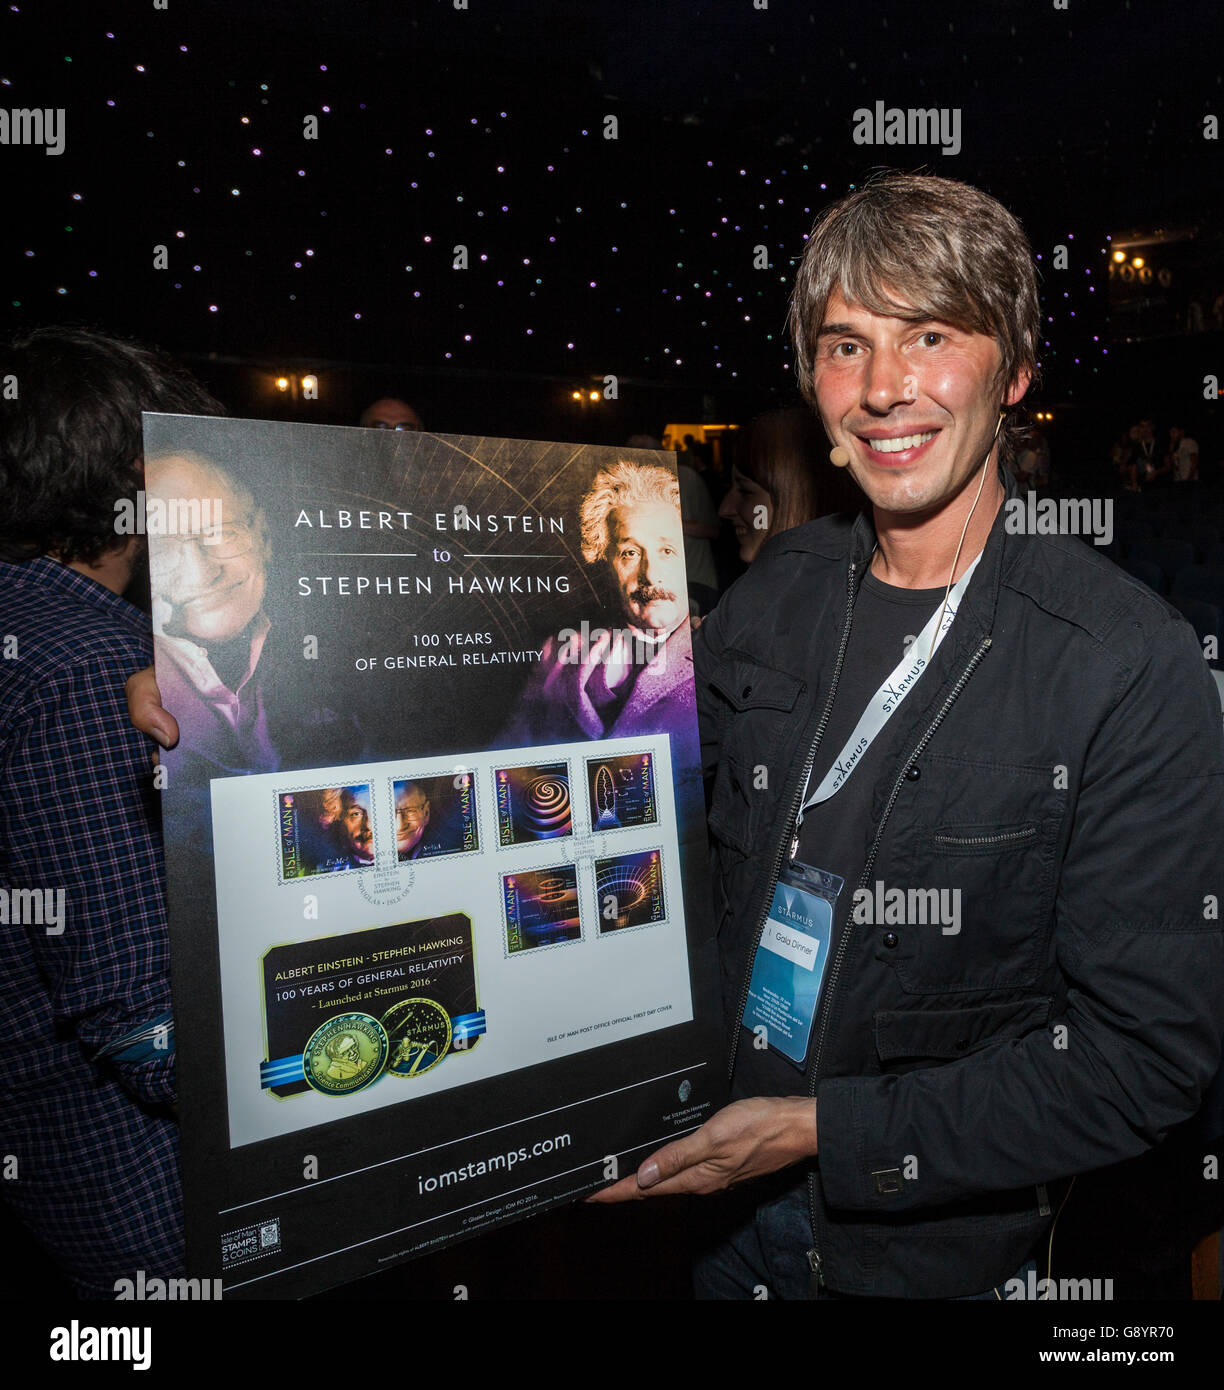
[706, 653, 807, 858]
[874, 995, 1053, 1073]
[878, 754, 1064, 994]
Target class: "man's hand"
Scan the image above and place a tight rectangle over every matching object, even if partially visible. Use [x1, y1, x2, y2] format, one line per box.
[125, 666, 179, 750]
[587, 1097, 818, 1203]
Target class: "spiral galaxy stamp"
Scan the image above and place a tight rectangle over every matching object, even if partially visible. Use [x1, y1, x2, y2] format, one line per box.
[494, 760, 573, 848]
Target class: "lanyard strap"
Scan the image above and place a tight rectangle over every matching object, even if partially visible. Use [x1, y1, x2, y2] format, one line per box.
[794, 551, 983, 830]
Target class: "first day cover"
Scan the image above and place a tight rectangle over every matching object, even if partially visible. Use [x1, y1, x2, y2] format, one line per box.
[142, 413, 725, 1298]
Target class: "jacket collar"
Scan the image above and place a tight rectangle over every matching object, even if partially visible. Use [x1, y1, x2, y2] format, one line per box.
[846, 464, 1019, 639]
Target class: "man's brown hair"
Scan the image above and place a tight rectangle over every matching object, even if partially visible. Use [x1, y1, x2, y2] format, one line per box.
[788, 172, 1041, 454]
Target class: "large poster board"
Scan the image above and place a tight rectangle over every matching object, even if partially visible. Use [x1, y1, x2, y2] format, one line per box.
[143, 415, 724, 1298]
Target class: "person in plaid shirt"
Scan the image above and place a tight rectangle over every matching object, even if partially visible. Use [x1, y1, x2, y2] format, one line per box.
[0, 327, 221, 1297]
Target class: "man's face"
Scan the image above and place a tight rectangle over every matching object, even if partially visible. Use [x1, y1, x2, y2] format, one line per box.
[146, 455, 267, 645]
[395, 784, 430, 856]
[342, 796, 374, 863]
[811, 288, 1028, 518]
[606, 502, 688, 636]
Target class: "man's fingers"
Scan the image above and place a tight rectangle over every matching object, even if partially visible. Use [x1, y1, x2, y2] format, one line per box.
[584, 1175, 645, 1204]
[586, 1131, 714, 1202]
[626, 1166, 721, 1198]
[636, 1132, 708, 1190]
[593, 1159, 730, 1201]
[125, 666, 179, 749]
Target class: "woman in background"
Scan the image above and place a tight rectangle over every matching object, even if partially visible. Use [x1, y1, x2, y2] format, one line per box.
[719, 406, 859, 565]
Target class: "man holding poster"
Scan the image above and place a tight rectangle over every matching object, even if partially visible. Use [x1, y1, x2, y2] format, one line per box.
[590, 172, 1224, 1304]
[127, 175, 1221, 1306]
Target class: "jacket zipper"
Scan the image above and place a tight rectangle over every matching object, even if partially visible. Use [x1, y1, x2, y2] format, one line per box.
[805, 633, 994, 1288]
[931, 827, 1036, 848]
[725, 560, 859, 1083]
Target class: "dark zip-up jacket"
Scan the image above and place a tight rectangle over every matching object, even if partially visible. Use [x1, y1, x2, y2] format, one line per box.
[693, 473, 1224, 1297]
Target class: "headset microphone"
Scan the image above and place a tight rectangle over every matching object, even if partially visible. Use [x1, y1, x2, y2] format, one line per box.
[924, 408, 1007, 660]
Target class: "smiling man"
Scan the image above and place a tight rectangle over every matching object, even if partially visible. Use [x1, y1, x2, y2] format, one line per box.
[395, 781, 433, 860]
[590, 173, 1224, 1302]
[144, 449, 367, 892]
[147, 451, 272, 767]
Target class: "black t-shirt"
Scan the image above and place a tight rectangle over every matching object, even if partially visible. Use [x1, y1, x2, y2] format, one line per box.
[731, 568, 945, 1099]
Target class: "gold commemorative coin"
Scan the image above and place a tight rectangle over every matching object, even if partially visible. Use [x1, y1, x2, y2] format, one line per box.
[302, 1012, 389, 1096]
[382, 997, 452, 1078]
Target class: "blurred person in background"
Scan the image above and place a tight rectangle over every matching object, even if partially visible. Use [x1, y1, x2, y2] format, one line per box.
[1166, 424, 1199, 483]
[719, 407, 861, 566]
[1011, 425, 1049, 493]
[1129, 417, 1159, 490]
[677, 454, 721, 615]
[1110, 428, 1133, 491]
[359, 397, 422, 431]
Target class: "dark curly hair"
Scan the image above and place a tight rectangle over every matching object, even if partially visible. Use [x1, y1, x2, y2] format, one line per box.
[0, 326, 224, 564]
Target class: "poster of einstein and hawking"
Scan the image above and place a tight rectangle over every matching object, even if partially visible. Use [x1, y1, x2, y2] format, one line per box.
[142, 413, 723, 1298]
